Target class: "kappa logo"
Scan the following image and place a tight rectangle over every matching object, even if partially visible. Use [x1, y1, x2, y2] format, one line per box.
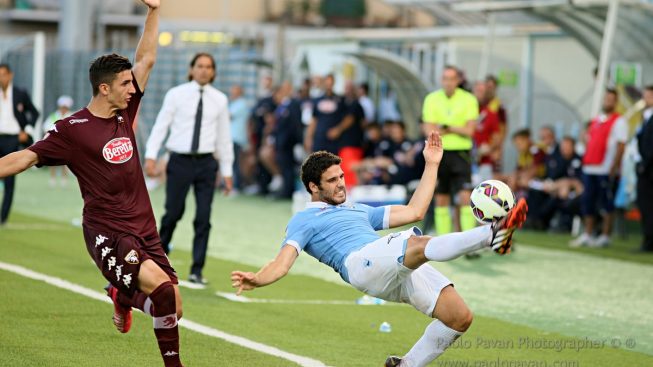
[124, 250, 139, 265]
[107, 256, 116, 271]
[102, 137, 134, 164]
[122, 273, 132, 288]
[101, 247, 113, 260]
[115, 264, 123, 281]
[117, 115, 124, 124]
[164, 351, 179, 357]
[95, 234, 109, 247]
[69, 118, 88, 125]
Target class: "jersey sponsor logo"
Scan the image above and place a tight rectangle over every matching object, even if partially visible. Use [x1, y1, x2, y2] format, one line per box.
[124, 249, 139, 265]
[102, 137, 134, 164]
[69, 118, 88, 125]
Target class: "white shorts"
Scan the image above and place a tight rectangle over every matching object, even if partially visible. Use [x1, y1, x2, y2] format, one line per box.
[344, 227, 453, 316]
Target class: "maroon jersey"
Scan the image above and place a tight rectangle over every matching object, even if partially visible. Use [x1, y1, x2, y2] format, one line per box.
[29, 78, 159, 245]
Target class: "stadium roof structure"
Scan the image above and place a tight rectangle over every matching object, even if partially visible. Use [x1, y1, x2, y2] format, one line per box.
[384, 0, 653, 61]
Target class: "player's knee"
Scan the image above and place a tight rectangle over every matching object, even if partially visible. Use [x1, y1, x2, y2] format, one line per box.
[149, 281, 177, 316]
[450, 307, 473, 332]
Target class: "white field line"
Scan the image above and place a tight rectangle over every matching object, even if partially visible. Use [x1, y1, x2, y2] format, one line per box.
[177, 280, 206, 290]
[216, 291, 403, 306]
[0, 261, 327, 367]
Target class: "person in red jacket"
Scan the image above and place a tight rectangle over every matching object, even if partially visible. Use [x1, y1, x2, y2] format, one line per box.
[570, 89, 627, 248]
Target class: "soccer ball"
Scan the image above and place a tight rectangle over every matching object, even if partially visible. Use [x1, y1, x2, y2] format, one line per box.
[470, 180, 515, 224]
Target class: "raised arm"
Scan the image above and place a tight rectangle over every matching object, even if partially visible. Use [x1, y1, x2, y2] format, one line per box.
[387, 131, 443, 227]
[231, 245, 299, 295]
[131, 0, 160, 91]
[0, 150, 39, 179]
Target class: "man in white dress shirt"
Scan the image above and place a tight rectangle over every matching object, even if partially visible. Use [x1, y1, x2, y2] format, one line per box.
[145, 52, 234, 284]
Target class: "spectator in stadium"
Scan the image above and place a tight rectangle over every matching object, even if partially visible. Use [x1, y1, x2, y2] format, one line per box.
[271, 82, 303, 199]
[145, 52, 234, 284]
[229, 84, 249, 194]
[472, 80, 501, 183]
[251, 85, 278, 195]
[636, 85, 653, 252]
[570, 89, 627, 248]
[43, 95, 74, 187]
[0, 2, 186, 365]
[339, 80, 366, 187]
[0, 63, 39, 225]
[538, 136, 584, 231]
[527, 126, 562, 229]
[486, 75, 508, 168]
[504, 129, 546, 192]
[422, 65, 479, 235]
[231, 133, 529, 367]
[358, 82, 375, 124]
[304, 74, 353, 155]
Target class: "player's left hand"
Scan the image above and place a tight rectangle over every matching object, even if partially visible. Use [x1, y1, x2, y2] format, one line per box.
[422, 131, 443, 165]
[140, 0, 160, 9]
[327, 126, 341, 140]
[223, 177, 233, 196]
[231, 271, 258, 295]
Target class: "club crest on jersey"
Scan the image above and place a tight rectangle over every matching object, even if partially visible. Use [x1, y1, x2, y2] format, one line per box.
[124, 249, 139, 265]
[103, 137, 133, 164]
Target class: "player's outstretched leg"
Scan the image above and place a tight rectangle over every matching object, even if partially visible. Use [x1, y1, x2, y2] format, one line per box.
[392, 286, 472, 367]
[402, 198, 528, 267]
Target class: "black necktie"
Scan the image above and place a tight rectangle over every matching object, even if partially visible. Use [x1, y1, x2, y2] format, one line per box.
[191, 88, 203, 153]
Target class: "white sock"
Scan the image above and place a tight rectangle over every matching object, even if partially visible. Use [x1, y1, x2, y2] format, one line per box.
[402, 320, 463, 367]
[424, 226, 491, 261]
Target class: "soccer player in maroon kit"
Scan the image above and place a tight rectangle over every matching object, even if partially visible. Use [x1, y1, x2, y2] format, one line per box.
[0, 1, 184, 366]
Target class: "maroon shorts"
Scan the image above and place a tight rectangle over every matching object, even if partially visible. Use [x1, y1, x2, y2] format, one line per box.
[83, 226, 178, 295]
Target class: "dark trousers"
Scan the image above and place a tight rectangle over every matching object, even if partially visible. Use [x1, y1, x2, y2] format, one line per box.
[232, 143, 243, 190]
[276, 147, 295, 199]
[0, 135, 19, 223]
[637, 172, 653, 251]
[159, 153, 218, 276]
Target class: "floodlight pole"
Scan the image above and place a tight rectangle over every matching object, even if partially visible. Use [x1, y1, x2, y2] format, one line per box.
[591, 0, 620, 117]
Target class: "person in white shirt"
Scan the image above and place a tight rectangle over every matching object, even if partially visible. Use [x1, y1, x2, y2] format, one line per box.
[145, 53, 234, 284]
[0, 63, 39, 225]
[357, 82, 375, 124]
[43, 95, 74, 187]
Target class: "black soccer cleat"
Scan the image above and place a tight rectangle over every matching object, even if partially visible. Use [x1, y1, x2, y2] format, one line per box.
[385, 356, 402, 367]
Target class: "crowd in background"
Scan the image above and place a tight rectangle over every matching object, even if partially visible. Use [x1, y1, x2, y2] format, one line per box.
[226, 67, 653, 251]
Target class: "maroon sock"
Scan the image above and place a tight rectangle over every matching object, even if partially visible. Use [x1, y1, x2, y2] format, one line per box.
[149, 281, 182, 367]
[118, 290, 151, 315]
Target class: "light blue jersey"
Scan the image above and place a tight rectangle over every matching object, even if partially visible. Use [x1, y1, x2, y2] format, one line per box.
[282, 201, 391, 282]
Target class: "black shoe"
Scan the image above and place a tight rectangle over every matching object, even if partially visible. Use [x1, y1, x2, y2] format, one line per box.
[385, 356, 402, 367]
[188, 274, 208, 285]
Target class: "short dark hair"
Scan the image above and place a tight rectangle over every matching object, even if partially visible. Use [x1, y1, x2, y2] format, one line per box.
[645, 85, 653, 93]
[89, 54, 132, 96]
[485, 74, 498, 85]
[606, 88, 618, 98]
[300, 151, 342, 193]
[188, 52, 216, 82]
[359, 82, 369, 94]
[561, 135, 576, 145]
[0, 63, 11, 73]
[512, 128, 531, 140]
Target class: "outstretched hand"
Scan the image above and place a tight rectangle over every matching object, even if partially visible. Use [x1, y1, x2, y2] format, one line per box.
[422, 131, 443, 165]
[231, 271, 258, 296]
[140, 0, 160, 9]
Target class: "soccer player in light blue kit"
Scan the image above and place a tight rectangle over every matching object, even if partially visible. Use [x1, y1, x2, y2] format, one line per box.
[231, 131, 528, 366]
